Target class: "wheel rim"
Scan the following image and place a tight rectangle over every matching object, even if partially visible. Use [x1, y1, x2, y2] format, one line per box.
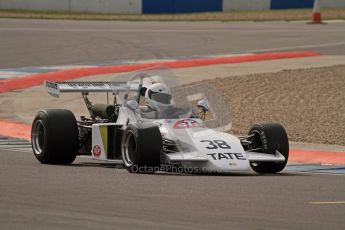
[122, 131, 137, 166]
[32, 120, 45, 155]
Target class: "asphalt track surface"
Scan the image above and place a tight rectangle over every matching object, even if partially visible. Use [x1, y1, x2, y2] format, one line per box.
[0, 19, 345, 68]
[1, 19, 345, 229]
[0, 147, 344, 230]
[0, 136, 344, 229]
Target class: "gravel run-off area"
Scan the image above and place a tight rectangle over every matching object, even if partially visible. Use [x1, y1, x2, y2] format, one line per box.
[1, 65, 344, 146]
[207, 65, 345, 146]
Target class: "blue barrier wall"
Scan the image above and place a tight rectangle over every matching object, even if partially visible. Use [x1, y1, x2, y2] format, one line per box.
[271, 0, 314, 9]
[142, 0, 222, 13]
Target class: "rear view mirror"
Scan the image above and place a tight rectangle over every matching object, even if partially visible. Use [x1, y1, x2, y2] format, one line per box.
[197, 99, 209, 120]
[197, 99, 209, 112]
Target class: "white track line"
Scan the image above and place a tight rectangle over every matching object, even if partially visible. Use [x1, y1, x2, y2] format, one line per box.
[309, 201, 345, 205]
[245, 41, 345, 53]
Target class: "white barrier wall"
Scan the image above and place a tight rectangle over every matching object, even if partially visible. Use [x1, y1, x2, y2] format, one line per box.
[70, 0, 141, 14]
[223, 0, 271, 11]
[319, 0, 345, 8]
[0, 0, 141, 14]
[0, 0, 69, 11]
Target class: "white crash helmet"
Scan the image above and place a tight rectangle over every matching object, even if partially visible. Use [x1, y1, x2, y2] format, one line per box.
[145, 83, 172, 109]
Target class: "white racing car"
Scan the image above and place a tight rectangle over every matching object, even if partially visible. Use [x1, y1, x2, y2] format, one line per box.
[31, 68, 289, 174]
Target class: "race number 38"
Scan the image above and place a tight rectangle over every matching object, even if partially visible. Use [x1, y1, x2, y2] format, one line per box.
[200, 140, 231, 149]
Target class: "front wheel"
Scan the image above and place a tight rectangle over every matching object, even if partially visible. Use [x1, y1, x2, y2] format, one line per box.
[121, 124, 162, 173]
[248, 123, 289, 174]
[31, 109, 79, 164]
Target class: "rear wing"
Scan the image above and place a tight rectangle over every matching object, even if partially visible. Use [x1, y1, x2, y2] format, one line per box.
[45, 81, 128, 97]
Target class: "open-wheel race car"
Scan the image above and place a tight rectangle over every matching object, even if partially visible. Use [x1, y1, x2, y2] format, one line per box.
[31, 68, 289, 174]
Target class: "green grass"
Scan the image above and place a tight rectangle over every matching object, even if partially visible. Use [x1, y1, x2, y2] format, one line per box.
[0, 8, 345, 21]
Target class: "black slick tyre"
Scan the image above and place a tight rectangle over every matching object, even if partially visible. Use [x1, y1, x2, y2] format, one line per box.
[248, 123, 289, 174]
[121, 124, 162, 173]
[31, 109, 79, 164]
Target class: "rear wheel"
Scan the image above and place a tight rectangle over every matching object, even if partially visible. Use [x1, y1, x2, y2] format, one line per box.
[121, 124, 162, 173]
[248, 123, 289, 174]
[31, 109, 79, 164]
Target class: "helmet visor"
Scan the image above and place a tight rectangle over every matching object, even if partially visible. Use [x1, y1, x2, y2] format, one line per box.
[151, 92, 172, 104]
